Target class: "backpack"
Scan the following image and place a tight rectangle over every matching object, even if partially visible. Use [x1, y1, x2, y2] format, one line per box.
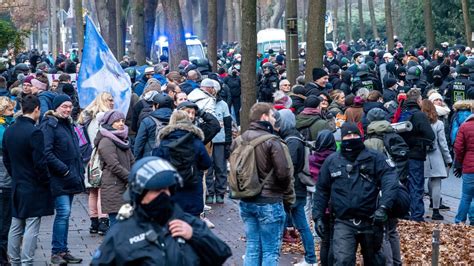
[228, 134, 278, 199]
[285, 136, 316, 186]
[86, 147, 102, 188]
[399, 110, 436, 152]
[299, 119, 319, 141]
[165, 132, 197, 187]
[382, 132, 409, 181]
[74, 124, 93, 166]
[387, 182, 410, 219]
[148, 116, 166, 150]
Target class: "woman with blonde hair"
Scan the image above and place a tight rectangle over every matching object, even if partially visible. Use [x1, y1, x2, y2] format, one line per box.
[78, 92, 114, 235]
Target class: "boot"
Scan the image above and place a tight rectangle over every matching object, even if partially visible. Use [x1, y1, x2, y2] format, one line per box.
[283, 228, 298, 243]
[89, 217, 99, 234]
[431, 209, 444, 220]
[98, 218, 110, 235]
[439, 198, 450, 210]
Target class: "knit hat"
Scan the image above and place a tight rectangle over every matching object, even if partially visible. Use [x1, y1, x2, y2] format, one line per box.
[31, 78, 47, 90]
[304, 95, 321, 108]
[24, 75, 34, 84]
[52, 94, 72, 110]
[341, 122, 361, 137]
[292, 85, 306, 95]
[312, 67, 328, 81]
[352, 96, 364, 107]
[459, 67, 470, 75]
[273, 90, 292, 109]
[345, 94, 355, 107]
[152, 94, 174, 109]
[384, 78, 397, 89]
[428, 92, 443, 102]
[366, 108, 387, 123]
[100, 110, 125, 126]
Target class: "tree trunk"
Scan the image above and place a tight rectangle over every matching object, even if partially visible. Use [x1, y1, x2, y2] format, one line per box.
[333, 0, 338, 42]
[162, 0, 189, 70]
[422, 0, 435, 51]
[200, 0, 208, 41]
[74, 0, 84, 58]
[116, 0, 123, 60]
[240, 0, 257, 132]
[357, 0, 364, 39]
[385, 0, 394, 50]
[302, 0, 308, 42]
[368, 0, 378, 39]
[226, 0, 235, 42]
[217, 0, 225, 46]
[344, 0, 350, 41]
[305, 0, 326, 83]
[271, 0, 286, 28]
[107, 0, 118, 57]
[95, 0, 109, 41]
[208, 0, 218, 71]
[131, 0, 146, 64]
[461, 0, 473, 48]
[144, 0, 158, 60]
[285, 0, 298, 84]
[51, 0, 58, 57]
[234, 0, 242, 42]
[183, 0, 194, 34]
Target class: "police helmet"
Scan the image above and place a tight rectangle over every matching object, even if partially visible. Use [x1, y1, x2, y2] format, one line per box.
[406, 66, 421, 81]
[356, 63, 369, 77]
[14, 63, 30, 73]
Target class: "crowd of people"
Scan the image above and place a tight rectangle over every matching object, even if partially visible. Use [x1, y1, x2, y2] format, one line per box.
[0, 37, 472, 265]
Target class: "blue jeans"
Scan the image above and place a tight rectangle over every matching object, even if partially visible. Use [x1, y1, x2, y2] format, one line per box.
[240, 201, 286, 266]
[52, 194, 74, 254]
[408, 159, 425, 221]
[455, 173, 474, 224]
[108, 213, 118, 227]
[290, 198, 317, 264]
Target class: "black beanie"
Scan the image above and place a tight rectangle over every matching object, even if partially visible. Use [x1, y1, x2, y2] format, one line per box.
[341, 122, 361, 138]
[312, 67, 328, 81]
[385, 78, 397, 89]
[304, 95, 321, 108]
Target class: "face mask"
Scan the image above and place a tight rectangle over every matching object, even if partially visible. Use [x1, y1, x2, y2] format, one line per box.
[141, 192, 174, 225]
[340, 138, 365, 162]
[398, 75, 406, 81]
[327, 57, 334, 61]
[433, 77, 443, 87]
[388, 58, 393, 63]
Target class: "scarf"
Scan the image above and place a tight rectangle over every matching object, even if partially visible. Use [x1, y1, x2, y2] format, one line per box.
[99, 125, 130, 148]
[301, 107, 321, 115]
[435, 105, 450, 117]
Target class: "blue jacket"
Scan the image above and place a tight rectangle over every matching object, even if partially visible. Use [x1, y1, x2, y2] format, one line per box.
[38, 91, 57, 121]
[39, 111, 85, 197]
[152, 73, 167, 86]
[134, 108, 172, 160]
[180, 80, 200, 95]
[133, 76, 148, 96]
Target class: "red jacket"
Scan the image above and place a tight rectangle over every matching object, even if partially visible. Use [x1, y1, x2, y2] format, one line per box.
[454, 115, 474, 173]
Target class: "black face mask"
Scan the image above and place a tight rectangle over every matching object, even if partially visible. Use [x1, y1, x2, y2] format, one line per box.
[340, 138, 365, 162]
[398, 75, 406, 81]
[433, 77, 443, 87]
[141, 193, 174, 225]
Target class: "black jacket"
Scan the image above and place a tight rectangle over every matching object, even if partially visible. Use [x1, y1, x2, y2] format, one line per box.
[258, 74, 279, 102]
[224, 74, 241, 97]
[313, 148, 398, 220]
[90, 204, 232, 266]
[131, 99, 152, 133]
[399, 101, 436, 161]
[40, 111, 85, 197]
[3, 116, 54, 218]
[134, 108, 173, 160]
[196, 111, 220, 145]
[280, 129, 306, 198]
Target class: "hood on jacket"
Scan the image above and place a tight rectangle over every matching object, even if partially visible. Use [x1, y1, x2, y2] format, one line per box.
[453, 100, 474, 111]
[149, 107, 173, 122]
[38, 90, 57, 101]
[363, 101, 385, 113]
[295, 113, 322, 129]
[465, 114, 474, 123]
[43, 110, 73, 125]
[314, 129, 336, 151]
[367, 120, 394, 135]
[158, 122, 205, 141]
[276, 109, 296, 134]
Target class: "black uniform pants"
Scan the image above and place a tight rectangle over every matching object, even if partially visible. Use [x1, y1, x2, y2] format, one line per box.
[333, 218, 385, 266]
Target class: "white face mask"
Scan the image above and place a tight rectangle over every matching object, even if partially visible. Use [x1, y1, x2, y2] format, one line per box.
[387, 58, 393, 63]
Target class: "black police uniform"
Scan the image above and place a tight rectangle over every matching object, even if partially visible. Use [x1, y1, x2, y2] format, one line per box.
[313, 148, 398, 266]
[258, 73, 279, 102]
[445, 76, 473, 107]
[352, 75, 382, 93]
[91, 204, 232, 266]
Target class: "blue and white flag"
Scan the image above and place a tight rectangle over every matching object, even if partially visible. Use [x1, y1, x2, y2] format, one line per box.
[77, 16, 131, 115]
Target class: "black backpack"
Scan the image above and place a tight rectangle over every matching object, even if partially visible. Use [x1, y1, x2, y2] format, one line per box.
[382, 132, 409, 181]
[387, 182, 410, 219]
[165, 132, 198, 187]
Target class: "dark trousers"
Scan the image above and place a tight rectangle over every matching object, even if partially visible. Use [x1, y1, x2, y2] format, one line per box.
[320, 213, 334, 266]
[229, 96, 241, 126]
[206, 144, 227, 197]
[408, 159, 425, 221]
[0, 188, 12, 264]
[333, 219, 385, 266]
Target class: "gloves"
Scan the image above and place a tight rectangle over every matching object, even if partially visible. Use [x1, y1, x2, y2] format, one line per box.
[373, 206, 388, 225]
[314, 218, 326, 238]
[454, 167, 462, 178]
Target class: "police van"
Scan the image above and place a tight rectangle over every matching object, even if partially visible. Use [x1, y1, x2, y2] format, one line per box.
[151, 34, 207, 62]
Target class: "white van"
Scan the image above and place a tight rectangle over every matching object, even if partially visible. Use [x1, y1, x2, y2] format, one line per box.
[257, 28, 286, 54]
[151, 34, 206, 62]
[299, 41, 337, 51]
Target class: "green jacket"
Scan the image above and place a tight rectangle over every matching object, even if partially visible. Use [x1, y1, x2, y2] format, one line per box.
[295, 113, 332, 141]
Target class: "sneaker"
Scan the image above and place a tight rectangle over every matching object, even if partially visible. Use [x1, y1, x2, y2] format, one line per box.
[204, 205, 212, 211]
[61, 252, 83, 264]
[200, 213, 215, 228]
[206, 195, 215, 205]
[51, 254, 67, 264]
[293, 259, 317, 266]
[431, 209, 444, 220]
[216, 195, 224, 204]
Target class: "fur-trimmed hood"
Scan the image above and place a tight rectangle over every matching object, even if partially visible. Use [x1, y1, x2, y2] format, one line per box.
[43, 110, 74, 126]
[453, 100, 474, 111]
[158, 122, 205, 141]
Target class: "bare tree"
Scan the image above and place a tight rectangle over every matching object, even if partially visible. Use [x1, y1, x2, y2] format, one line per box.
[385, 0, 394, 50]
[107, 0, 118, 56]
[131, 0, 145, 64]
[357, 0, 364, 39]
[240, 0, 257, 131]
[144, 0, 158, 59]
[422, 0, 435, 51]
[226, 0, 235, 42]
[305, 0, 326, 83]
[234, 0, 242, 42]
[368, 0, 378, 39]
[461, 0, 473, 47]
[162, 0, 189, 70]
[184, 0, 194, 34]
[199, 0, 208, 41]
[74, 0, 83, 58]
[333, 0, 338, 42]
[271, 0, 286, 28]
[208, 0, 218, 71]
[217, 0, 226, 46]
[344, 0, 350, 41]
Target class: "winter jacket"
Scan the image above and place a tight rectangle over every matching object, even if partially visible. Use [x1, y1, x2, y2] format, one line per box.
[454, 114, 474, 174]
[2, 116, 54, 219]
[126, 93, 139, 136]
[258, 74, 279, 102]
[180, 80, 200, 95]
[224, 74, 241, 97]
[383, 87, 398, 103]
[134, 108, 172, 159]
[280, 129, 305, 199]
[295, 112, 332, 141]
[328, 101, 345, 116]
[364, 120, 394, 152]
[313, 148, 398, 220]
[95, 131, 134, 214]
[0, 115, 14, 188]
[289, 94, 306, 115]
[398, 101, 436, 161]
[38, 90, 57, 121]
[153, 123, 211, 216]
[211, 100, 232, 144]
[196, 111, 221, 145]
[131, 99, 152, 133]
[450, 100, 473, 145]
[188, 89, 217, 116]
[90, 203, 232, 266]
[133, 76, 148, 96]
[40, 111, 85, 197]
[152, 73, 167, 86]
[232, 122, 295, 207]
[424, 120, 452, 178]
[309, 130, 336, 183]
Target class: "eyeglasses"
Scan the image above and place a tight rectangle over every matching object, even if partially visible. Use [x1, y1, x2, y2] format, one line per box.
[282, 84, 291, 87]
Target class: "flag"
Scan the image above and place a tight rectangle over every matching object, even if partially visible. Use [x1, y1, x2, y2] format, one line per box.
[77, 16, 131, 115]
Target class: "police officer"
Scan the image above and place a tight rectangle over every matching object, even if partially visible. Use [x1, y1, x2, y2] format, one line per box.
[445, 66, 473, 107]
[312, 123, 398, 266]
[258, 62, 279, 102]
[352, 63, 382, 94]
[405, 66, 428, 93]
[91, 157, 232, 266]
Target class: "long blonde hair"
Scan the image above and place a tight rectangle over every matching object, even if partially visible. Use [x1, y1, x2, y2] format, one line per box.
[0, 97, 15, 116]
[78, 92, 113, 124]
